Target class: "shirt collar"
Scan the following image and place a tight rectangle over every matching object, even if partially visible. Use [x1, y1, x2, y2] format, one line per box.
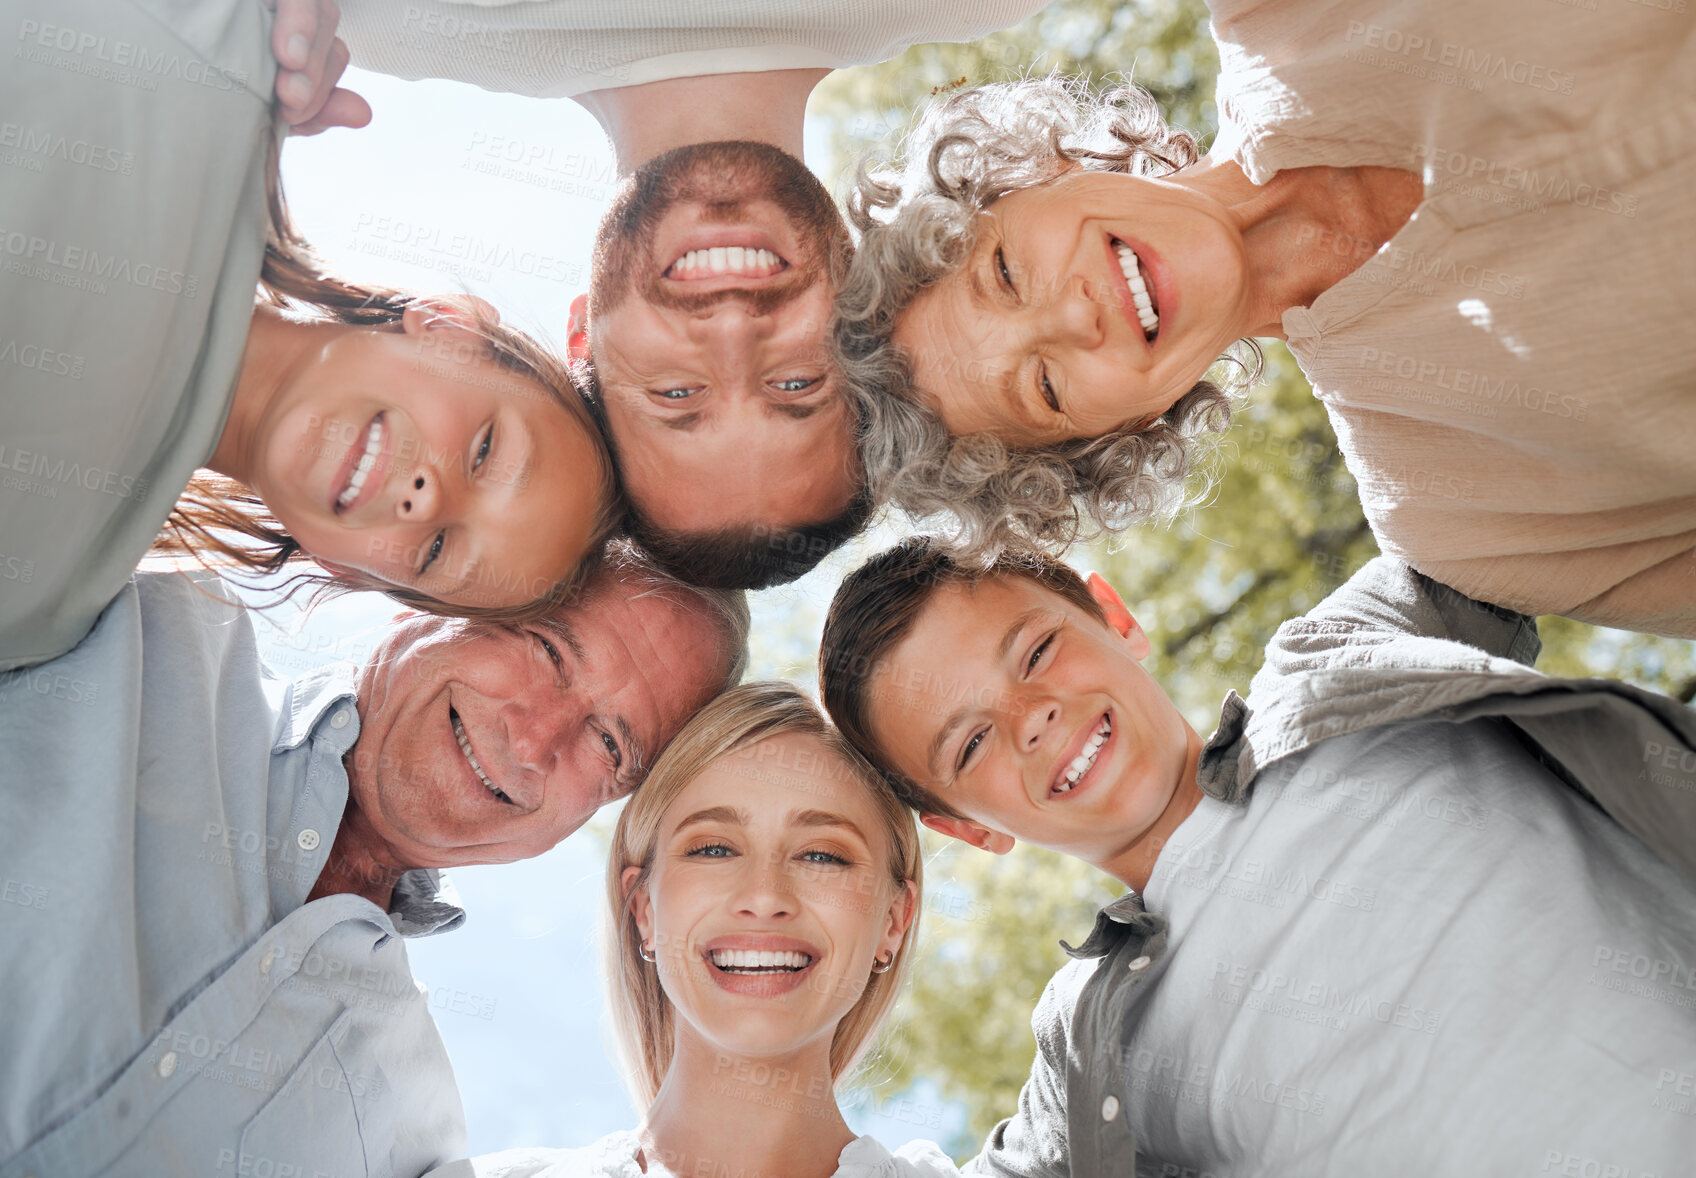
[270, 666, 467, 938]
[273, 664, 360, 755]
[391, 869, 467, 938]
[1060, 891, 1164, 960]
[1195, 690, 1254, 805]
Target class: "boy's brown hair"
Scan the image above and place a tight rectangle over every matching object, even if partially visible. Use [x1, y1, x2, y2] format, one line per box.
[819, 536, 1108, 819]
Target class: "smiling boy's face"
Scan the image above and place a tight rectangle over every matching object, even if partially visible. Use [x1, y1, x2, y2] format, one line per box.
[861, 572, 1199, 875]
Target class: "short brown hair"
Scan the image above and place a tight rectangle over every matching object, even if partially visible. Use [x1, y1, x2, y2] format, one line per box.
[819, 536, 1107, 818]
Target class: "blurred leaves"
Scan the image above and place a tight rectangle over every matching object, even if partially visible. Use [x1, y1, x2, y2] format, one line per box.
[866, 833, 1123, 1158]
[808, 0, 1694, 1153]
[811, 0, 1221, 188]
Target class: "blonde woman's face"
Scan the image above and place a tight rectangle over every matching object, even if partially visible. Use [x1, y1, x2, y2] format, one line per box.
[251, 306, 608, 609]
[892, 170, 1251, 445]
[627, 733, 914, 1065]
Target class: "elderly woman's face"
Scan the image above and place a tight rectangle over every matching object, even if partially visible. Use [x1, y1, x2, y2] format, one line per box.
[891, 170, 1253, 445]
[628, 732, 914, 1063]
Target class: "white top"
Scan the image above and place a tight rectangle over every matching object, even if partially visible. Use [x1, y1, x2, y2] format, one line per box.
[338, 0, 1053, 98]
[1210, 0, 1696, 636]
[1130, 717, 1696, 1175]
[437, 1130, 960, 1178]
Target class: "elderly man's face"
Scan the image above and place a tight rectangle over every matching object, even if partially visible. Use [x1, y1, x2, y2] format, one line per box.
[346, 568, 733, 867]
[587, 140, 863, 536]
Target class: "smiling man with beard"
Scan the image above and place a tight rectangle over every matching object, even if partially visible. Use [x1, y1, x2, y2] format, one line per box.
[0, 546, 746, 1177]
[336, 0, 1054, 586]
[577, 139, 864, 588]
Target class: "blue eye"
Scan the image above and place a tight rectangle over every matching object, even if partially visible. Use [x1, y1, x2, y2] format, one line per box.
[774, 377, 818, 393]
[656, 387, 699, 400]
[995, 246, 1013, 290]
[801, 849, 851, 866]
[473, 425, 493, 470]
[686, 843, 733, 858]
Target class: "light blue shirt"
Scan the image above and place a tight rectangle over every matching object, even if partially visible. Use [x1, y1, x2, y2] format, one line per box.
[0, 570, 468, 1177]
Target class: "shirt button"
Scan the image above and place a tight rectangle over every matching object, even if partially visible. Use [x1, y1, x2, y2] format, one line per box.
[1101, 1095, 1120, 1122]
[297, 829, 321, 851]
[1128, 955, 1151, 973]
[157, 1051, 178, 1079]
[330, 709, 350, 729]
[259, 949, 276, 975]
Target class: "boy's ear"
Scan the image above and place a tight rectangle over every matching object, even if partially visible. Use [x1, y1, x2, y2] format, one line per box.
[1084, 572, 1151, 660]
[920, 813, 1015, 855]
[566, 293, 591, 363]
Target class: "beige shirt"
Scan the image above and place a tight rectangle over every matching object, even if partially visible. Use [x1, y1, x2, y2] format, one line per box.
[1211, 0, 1696, 636]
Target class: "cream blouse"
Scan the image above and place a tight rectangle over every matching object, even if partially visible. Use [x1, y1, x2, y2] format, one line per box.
[1210, 0, 1696, 636]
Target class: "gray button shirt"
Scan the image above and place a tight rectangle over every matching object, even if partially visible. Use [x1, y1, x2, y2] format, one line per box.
[0, 570, 468, 1177]
[966, 558, 1696, 1178]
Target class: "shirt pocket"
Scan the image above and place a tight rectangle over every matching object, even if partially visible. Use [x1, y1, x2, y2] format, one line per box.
[236, 1007, 371, 1178]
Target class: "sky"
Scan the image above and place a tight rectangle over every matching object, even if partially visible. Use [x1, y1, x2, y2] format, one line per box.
[250, 66, 965, 1158]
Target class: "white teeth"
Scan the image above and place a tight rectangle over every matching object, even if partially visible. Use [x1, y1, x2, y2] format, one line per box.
[1113, 243, 1160, 338]
[668, 248, 784, 278]
[451, 711, 504, 800]
[709, 948, 813, 972]
[336, 416, 384, 507]
[1057, 716, 1113, 792]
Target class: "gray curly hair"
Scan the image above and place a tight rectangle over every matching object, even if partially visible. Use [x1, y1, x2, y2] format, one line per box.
[835, 76, 1260, 559]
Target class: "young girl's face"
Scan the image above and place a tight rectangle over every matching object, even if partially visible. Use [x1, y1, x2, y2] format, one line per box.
[251, 308, 609, 609]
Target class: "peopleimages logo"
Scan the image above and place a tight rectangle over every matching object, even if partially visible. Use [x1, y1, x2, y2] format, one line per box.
[0, 444, 149, 501]
[0, 228, 197, 296]
[15, 18, 249, 91]
[0, 120, 135, 174]
[1342, 21, 1576, 94]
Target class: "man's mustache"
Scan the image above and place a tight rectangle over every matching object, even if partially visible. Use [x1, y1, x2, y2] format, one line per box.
[640, 265, 821, 315]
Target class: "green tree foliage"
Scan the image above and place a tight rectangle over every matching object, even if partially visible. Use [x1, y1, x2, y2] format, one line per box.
[812, 0, 1695, 1154]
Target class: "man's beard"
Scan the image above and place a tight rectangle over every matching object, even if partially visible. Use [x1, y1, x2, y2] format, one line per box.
[588, 140, 849, 318]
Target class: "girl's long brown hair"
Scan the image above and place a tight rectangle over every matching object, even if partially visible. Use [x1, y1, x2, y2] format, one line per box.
[152, 130, 621, 621]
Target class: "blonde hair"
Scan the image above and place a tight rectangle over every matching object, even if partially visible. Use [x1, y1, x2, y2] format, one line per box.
[605, 681, 923, 1109]
[152, 130, 622, 622]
